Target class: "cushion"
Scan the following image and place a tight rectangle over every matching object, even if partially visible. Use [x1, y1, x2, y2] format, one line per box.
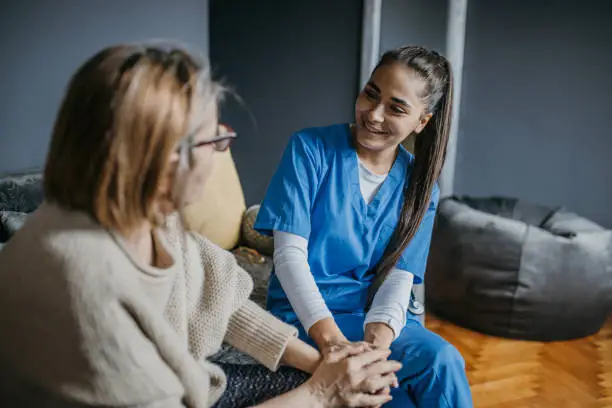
[425, 196, 612, 341]
[0, 211, 28, 242]
[183, 149, 246, 250]
[241, 205, 274, 256]
[0, 172, 43, 213]
[232, 247, 273, 308]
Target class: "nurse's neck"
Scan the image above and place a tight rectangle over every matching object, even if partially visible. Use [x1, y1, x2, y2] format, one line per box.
[354, 142, 398, 176]
[350, 123, 398, 175]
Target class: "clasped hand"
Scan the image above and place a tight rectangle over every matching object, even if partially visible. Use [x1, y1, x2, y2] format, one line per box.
[306, 341, 400, 408]
[305, 322, 399, 408]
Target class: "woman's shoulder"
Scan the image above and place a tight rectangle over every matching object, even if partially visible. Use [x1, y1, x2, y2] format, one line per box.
[0, 203, 130, 292]
[0, 205, 188, 406]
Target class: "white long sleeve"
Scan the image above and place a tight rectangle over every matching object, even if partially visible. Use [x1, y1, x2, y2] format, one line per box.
[364, 268, 414, 339]
[272, 231, 332, 333]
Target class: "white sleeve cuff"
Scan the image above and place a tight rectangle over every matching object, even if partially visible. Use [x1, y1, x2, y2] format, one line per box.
[364, 268, 414, 340]
[364, 309, 405, 339]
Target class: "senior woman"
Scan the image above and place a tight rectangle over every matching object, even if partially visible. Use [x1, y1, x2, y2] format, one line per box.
[0, 43, 401, 408]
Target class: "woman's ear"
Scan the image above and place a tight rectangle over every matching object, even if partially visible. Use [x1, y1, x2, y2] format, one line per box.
[414, 112, 433, 134]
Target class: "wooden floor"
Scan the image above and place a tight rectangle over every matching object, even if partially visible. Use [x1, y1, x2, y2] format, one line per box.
[426, 313, 612, 408]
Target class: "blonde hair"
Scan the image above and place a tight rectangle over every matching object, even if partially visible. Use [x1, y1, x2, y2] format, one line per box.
[44, 43, 222, 232]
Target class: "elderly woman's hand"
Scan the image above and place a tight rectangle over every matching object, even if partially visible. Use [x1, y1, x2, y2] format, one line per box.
[305, 342, 402, 407]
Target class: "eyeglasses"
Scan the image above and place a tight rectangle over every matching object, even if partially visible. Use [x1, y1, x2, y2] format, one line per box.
[190, 124, 238, 152]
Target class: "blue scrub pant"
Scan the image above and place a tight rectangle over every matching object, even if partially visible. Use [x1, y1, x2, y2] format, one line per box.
[298, 313, 473, 408]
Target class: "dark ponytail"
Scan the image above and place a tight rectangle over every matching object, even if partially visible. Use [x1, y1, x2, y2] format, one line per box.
[367, 46, 454, 304]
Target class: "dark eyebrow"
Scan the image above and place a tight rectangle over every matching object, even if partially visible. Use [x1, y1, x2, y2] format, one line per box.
[366, 81, 412, 108]
[366, 81, 380, 93]
[391, 97, 412, 108]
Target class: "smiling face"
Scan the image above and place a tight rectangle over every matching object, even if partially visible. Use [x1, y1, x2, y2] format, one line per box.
[354, 62, 432, 153]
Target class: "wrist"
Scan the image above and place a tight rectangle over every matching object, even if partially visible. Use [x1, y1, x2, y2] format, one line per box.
[303, 379, 329, 408]
[317, 335, 347, 350]
[365, 322, 394, 346]
[281, 338, 322, 375]
[309, 318, 347, 349]
[303, 350, 323, 374]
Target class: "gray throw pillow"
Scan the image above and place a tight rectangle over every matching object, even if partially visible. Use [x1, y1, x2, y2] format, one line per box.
[0, 174, 43, 213]
[0, 211, 28, 242]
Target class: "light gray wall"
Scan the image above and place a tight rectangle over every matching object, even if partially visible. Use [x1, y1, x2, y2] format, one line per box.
[209, 0, 362, 205]
[0, 0, 209, 174]
[380, 0, 448, 55]
[456, 0, 612, 227]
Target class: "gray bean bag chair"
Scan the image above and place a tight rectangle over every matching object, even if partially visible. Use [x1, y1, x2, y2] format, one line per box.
[425, 196, 612, 341]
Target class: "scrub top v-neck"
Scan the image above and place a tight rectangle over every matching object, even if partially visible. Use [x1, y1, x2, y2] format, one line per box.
[255, 123, 439, 324]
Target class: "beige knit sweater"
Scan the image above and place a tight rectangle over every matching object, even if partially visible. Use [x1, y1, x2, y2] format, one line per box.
[0, 203, 297, 407]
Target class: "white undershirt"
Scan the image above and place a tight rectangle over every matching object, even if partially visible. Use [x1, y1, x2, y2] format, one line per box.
[272, 158, 414, 340]
[358, 159, 387, 203]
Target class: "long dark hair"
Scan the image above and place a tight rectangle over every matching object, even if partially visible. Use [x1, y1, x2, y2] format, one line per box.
[368, 46, 453, 299]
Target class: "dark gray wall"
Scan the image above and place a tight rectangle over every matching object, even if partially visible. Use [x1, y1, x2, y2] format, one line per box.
[210, 0, 362, 205]
[456, 0, 612, 227]
[0, 0, 209, 174]
[380, 0, 448, 55]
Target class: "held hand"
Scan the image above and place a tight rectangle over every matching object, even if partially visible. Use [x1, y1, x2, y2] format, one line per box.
[305, 344, 402, 408]
[320, 340, 374, 359]
[309, 317, 370, 359]
[364, 323, 397, 407]
[370, 386, 393, 408]
[320, 338, 395, 407]
[364, 322, 395, 350]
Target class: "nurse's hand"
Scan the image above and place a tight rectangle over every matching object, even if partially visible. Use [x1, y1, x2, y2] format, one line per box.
[320, 341, 395, 408]
[320, 340, 374, 360]
[364, 322, 394, 350]
[305, 344, 402, 407]
[309, 317, 361, 358]
[364, 324, 397, 408]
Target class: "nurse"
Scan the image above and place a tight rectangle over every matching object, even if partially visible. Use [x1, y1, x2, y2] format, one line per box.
[255, 46, 472, 407]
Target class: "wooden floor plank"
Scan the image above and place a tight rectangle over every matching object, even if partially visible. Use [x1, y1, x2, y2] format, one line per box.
[426, 313, 612, 407]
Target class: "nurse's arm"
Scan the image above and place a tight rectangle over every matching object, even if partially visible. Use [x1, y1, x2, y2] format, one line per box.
[364, 269, 414, 348]
[309, 317, 349, 351]
[273, 231, 349, 351]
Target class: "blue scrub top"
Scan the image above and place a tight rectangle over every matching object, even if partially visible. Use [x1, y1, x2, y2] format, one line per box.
[254, 123, 439, 324]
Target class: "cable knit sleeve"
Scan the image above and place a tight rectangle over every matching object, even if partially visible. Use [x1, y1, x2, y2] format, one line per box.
[225, 299, 297, 371]
[182, 230, 297, 371]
